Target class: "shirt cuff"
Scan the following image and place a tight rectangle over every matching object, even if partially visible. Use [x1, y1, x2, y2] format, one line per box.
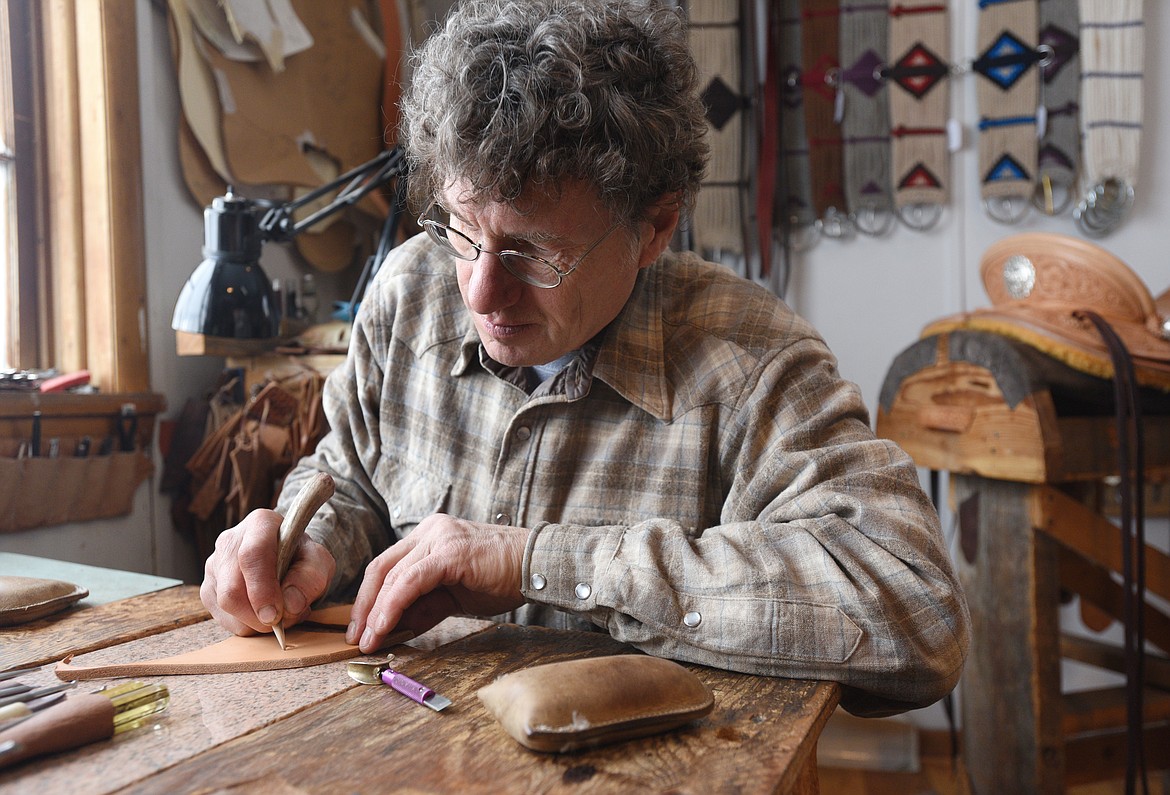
[521, 521, 625, 618]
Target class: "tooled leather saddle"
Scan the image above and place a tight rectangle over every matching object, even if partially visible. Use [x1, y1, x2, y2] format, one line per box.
[924, 232, 1166, 794]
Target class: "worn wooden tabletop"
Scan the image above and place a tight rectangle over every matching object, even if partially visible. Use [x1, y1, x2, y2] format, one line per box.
[0, 585, 839, 794]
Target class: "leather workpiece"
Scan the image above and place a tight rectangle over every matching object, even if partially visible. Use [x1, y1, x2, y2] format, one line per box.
[53, 605, 410, 681]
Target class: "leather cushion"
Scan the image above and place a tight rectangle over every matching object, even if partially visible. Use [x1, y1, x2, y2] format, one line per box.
[477, 654, 714, 753]
[0, 575, 88, 626]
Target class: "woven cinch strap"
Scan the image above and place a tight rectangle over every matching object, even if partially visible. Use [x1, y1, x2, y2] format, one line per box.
[759, 4, 781, 279]
[886, 1, 950, 227]
[800, 0, 848, 231]
[973, 0, 1039, 224]
[689, 0, 752, 262]
[839, 1, 894, 235]
[779, 0, 816, 235]
[1035, 0, 1081, 215]
[1074, 0, 1144, 237]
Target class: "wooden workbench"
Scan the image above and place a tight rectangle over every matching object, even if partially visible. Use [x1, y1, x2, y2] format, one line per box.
[1, 585, 840, 794]
[877, 329, 1170, 793]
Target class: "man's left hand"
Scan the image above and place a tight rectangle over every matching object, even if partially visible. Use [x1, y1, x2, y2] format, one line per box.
[346, 514, 529, 652]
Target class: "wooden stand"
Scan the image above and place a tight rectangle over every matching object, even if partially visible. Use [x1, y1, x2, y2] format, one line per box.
[877, 330, 1170, 794]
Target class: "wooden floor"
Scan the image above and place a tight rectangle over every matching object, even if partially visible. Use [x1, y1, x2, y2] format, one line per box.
[817, 755, 1170, 795]
[818, 757, 969, 795]
[814, 712, 1170, 794]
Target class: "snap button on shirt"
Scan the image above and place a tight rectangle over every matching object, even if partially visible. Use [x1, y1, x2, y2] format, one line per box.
[683, 611, 702, 628]
[530, 573, 547, 591]
[574, 582, 592, 600]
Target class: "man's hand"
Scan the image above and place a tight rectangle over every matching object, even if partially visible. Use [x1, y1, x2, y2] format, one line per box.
[200, 508, 337, 637]
[347, 514, 528, 653]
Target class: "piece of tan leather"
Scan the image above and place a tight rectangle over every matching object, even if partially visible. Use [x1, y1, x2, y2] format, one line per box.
[54, 626, 414, 681]
[477, 654, 715, 753]
[55, 630, 355, 680]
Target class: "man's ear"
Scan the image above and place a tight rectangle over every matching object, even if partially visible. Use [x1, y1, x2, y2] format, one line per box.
[636, 195, 682, 269]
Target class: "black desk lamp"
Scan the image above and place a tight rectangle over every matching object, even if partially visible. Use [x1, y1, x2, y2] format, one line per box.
[171, 147, 408, 341]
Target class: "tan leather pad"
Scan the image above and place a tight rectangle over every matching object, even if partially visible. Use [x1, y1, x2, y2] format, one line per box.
[0, 575, 88, 627]
[477, 654, 715, 753]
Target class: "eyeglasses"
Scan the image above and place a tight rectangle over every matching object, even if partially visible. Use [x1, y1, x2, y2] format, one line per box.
[418, 205, 618, 289]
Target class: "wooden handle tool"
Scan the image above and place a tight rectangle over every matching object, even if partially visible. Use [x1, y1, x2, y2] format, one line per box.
[272, 472, 336, 650]
[0, 682, 168, 769]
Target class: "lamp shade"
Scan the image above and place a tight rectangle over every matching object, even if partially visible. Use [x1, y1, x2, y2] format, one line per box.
[171, 192, 279, 339]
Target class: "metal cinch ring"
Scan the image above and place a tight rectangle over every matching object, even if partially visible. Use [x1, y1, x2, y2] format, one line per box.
[785, 211, 821, 252]
[853, 204, 896, 237]
[1074, 179, 1134, 238]
[819, 207, 855, 240]
[896, 202, 943, 232]
[1031, 174, 1075, 216]
[1073, 197, 1114, 238]
[984, 194, 1030, 225]
[1094, 178, 1135, 220]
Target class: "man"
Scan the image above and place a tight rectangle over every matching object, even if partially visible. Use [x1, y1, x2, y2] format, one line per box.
[202, 0, 969, 717]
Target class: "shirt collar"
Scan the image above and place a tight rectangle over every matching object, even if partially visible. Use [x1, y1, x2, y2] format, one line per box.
[452, 327, 528, 390]
[590, 265, 671, 420]
[451, 261, 672, 420]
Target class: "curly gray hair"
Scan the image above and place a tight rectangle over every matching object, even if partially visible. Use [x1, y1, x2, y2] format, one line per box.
[400, 0, 709, 227]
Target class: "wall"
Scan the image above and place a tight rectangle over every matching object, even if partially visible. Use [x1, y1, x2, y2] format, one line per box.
[2, 0, 1167, 729]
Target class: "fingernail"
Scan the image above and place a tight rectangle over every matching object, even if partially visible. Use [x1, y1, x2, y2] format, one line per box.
[258, 605, 277, 626]
[346, 621, 358, 645]
[360, 628, 375, 650]
[283, 586, 306, 616]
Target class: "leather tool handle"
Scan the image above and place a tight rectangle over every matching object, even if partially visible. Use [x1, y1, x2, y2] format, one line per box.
[275, 472, 336, 580]
[0, 693, 115, 769]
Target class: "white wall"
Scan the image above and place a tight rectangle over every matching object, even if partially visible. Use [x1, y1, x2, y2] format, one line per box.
[3, 0, 1168, 729]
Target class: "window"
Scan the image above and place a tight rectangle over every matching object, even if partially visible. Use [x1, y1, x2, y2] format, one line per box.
[1, 0, 33, 370]
[0, 0, 150, 393]
[0, 24, 9, 367]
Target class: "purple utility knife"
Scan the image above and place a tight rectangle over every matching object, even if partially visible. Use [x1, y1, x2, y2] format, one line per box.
[347, 657, 452, 712]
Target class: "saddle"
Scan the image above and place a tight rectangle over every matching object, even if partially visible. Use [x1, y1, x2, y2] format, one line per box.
[923, 232, 1166, 790]
[923, 232, 1170, 392]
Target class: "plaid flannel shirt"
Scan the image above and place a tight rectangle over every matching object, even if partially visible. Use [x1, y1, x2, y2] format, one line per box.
[278, 233, 970, 715]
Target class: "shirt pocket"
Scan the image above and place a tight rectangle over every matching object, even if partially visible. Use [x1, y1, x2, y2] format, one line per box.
[372, 455, 450, 537]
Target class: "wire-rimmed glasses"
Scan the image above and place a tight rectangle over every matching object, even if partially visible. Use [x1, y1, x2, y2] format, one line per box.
[418, 205, 618, 288]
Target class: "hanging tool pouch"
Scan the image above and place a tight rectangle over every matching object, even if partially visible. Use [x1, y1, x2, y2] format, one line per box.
[0, 403, 154, 533]
[0, 453, 150, 532]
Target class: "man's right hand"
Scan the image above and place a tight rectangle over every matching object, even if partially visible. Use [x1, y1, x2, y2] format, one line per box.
[200, 508, 337, 637]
